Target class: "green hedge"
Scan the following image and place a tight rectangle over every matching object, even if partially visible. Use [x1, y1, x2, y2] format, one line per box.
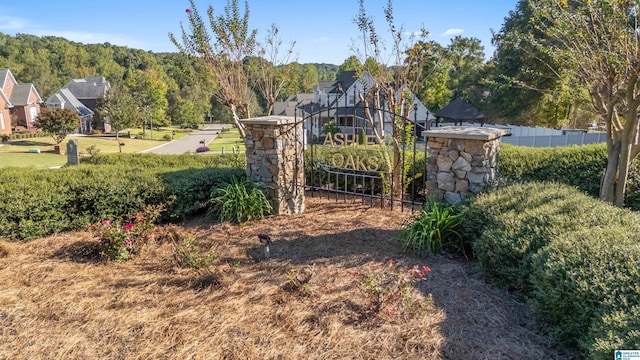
[499, 143, 607, 197]
[464, 182, 640, 358]
[82, 152, 245, 169]
[0, 154, 245, 240]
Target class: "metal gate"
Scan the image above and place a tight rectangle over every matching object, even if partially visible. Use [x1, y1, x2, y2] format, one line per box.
[297, 98, 430, 211]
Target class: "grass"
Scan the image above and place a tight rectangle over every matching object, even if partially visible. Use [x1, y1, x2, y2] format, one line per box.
[0, 197, 571, 359]
[0, 136, 162, 168]
[208, 127, 245, 152]
[118, 127, 193, 140]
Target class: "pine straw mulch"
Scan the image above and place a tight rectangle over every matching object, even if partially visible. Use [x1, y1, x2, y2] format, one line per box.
[0, 197, 576, 360]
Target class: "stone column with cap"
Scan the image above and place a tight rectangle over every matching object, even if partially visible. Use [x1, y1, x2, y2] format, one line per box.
[422, 126, 508, 204]
[241, 116, 305, 215]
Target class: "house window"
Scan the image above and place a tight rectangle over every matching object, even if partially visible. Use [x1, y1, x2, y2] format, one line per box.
[29, 106, 37, 122]
[0, 112, 4, 130]
[349, 95, 355, 105]
[338, 116, 354, 127]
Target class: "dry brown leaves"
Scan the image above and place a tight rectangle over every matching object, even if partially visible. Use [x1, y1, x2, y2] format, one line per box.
[0, 197, 573, 360]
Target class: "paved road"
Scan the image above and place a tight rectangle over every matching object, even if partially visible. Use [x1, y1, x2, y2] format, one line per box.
[141, 124, 230, 155]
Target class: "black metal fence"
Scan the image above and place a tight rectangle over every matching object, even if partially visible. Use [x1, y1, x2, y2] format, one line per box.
[298, 100, 430, 211]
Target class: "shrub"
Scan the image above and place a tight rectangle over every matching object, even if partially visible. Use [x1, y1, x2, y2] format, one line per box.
[465, 182, 640, 358]
[466, 182, 640, 293]
[196, 146, 210, 153]
[83, 153, 245, 169]
[349, 260, 432, 321]
[530, 227, 640, 356]
[0, 154, 245, 240]
[87, 205, 162, 261]
[208, 179, 272, 224]
[163, 134, 172, 141]
[499, 143, 607, 197]
[396, 197, 465, 257]
[170, 236, 217, 276]
[160, 167, 245, 221]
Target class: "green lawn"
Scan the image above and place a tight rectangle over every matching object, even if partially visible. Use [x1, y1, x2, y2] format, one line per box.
[208, 128, 245, 152]
[0, 152, 68, 168]
[118, 127, 193, 140]
[0, 135, 162, 168]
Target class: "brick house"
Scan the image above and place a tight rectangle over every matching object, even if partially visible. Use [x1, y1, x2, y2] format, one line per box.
[0, 69, 43, 135]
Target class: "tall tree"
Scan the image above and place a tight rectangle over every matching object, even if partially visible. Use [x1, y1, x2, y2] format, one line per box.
[126, 69, 169, 131]
[170, 0, 258, 139]
[353, 0, 429, 196]
[34, 108, 80, 145]
[446, 36, 485, 99]
[486, 0, 578, 127]
[405, 40, 452, 111]
[254, 23, 297, 115]
[531, 0, 640, 206]
[96, 84, 140, 152]
[338, 55, 362, 73]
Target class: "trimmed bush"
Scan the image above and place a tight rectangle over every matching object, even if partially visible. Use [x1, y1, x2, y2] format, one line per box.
[83, 153, 245, 169]
[530, 227, 640, 356]
[0, 154, 245, 240]
[465, 181, 640, 358]
[499, 143, 607, 197]
[467, 182, 640, 293]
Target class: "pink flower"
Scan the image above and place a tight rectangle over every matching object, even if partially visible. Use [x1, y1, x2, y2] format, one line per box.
[186, 8, 191, 13]
[124, 239, 132, 245]
[123, 223, 135, 231]
[101, 219, 111, 225]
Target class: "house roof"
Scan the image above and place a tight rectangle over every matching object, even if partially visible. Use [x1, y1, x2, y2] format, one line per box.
[9, 83, 42, 105]
[316, 71, 359, 95]
[45, 88, 94, 117]
[273, 93, 315, 116]
[62, 76, 110, 99]
[0, 68, 17, 90]
[434, 98, 486, 121]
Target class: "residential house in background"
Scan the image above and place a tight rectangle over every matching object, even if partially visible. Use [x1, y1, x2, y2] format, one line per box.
[44, 88, 94, 134]
[0, 69, 43, 135]
[272, 93, 314, 117]
[297, 70, 435, 143]
[45, 76, 111, 133]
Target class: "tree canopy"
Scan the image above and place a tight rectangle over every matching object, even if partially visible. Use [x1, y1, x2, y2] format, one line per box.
[34, 108, 80, 144]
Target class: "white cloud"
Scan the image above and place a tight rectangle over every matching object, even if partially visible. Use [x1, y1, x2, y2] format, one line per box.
[0, 15, 28, 30]
[313, 36, 330, 43]
[441, 28, 464, 36]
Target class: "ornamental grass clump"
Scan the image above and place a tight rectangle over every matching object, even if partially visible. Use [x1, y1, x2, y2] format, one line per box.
[396, 197, 465, 256]
[209, 179, 272, 224]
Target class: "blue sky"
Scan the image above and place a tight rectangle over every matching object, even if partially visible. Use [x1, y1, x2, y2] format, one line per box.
[0, 0, 518, 65]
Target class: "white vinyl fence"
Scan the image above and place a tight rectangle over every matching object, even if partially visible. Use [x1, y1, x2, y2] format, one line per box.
[434, 122, 608, 148]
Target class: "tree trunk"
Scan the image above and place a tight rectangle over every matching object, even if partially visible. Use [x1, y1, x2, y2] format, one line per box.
[600, 139, 620, 204]
[230, 104, 247, 140]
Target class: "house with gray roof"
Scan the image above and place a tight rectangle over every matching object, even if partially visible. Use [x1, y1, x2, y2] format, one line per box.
[299, 71, 435, 142]
[46, 75, 111, 133]
[0, 69, 43, 135]
[45, 88, 94, 134]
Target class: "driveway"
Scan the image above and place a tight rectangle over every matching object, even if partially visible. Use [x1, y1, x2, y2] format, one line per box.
[140, 124, 230, 155]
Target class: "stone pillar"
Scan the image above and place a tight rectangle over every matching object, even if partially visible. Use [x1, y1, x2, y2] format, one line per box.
[241, 116, 305, 215]
[422, 127, 508, 204]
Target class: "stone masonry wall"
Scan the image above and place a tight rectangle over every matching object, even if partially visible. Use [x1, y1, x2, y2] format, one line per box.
[425, 136, 500, 204]
[242, 116, 305, 215]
